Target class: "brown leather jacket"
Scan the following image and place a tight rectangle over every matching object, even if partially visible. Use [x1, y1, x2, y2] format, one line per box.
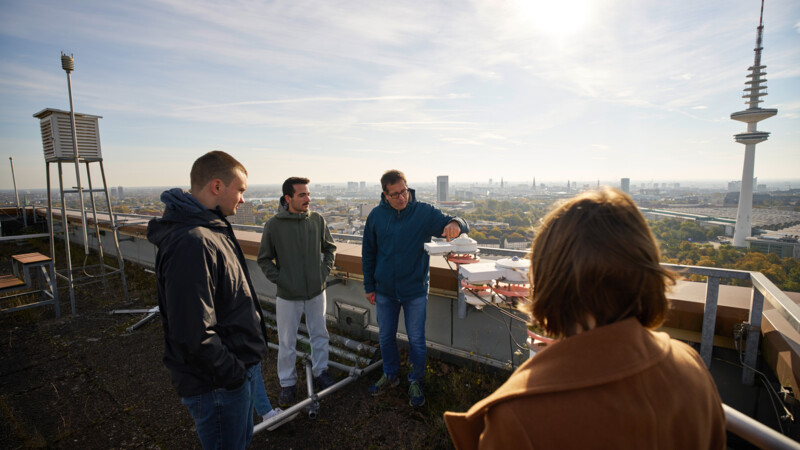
[444, 317, 726, 449]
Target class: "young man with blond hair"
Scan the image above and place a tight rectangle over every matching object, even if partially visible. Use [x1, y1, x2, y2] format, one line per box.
[147, 151, 268, 449]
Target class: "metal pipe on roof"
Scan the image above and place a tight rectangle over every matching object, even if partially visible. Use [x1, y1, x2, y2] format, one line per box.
[9, 157, 21, 221]
[723, 403, 798, 449]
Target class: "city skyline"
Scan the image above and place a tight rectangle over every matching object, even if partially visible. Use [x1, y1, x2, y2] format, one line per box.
[1, 0, 799, 190]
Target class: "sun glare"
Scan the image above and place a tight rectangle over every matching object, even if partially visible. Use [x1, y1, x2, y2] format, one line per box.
[515, 0, 594, 37]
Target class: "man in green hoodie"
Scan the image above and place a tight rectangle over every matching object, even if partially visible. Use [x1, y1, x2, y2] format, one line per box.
[257, 177, 337, 407]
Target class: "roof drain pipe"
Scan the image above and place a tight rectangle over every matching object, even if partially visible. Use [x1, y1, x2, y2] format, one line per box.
[262, 321, 372, 366]
[261, 310, 378, 356]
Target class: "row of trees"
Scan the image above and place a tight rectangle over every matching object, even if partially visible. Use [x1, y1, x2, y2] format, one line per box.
[454, 199, 545, 245]
[463, 198, 549, 228]
[651, 219, 800, 292]
[462, 204, 800, 292]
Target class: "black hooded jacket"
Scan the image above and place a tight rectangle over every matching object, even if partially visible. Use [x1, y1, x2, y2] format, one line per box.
[147, 188, 267, 397]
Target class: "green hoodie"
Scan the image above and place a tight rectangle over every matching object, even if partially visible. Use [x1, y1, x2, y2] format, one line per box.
[257, 207, 337, 301]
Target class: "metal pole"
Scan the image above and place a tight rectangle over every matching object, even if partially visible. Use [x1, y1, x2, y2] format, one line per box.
[44, 163, 61, 317]
[100, 160, 130, 303]
[84, 162, 108, 291]
[45, 163, 56, 264]
[57, 160, 77, 315]
[61, 52, 89, 255]
[723, 403, 799, 449]
[9, 157, 21, 219]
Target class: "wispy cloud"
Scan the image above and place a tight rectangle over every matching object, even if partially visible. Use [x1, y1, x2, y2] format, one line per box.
[177, 95, 470, 111]
[440, 137, 483, 146]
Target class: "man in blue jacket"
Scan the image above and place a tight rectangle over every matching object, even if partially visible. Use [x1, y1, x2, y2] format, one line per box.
[362, 170, 469, 407]
[147, 151, 267, 449]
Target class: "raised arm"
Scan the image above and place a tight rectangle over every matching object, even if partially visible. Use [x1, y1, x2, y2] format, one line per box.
[426, 206, 469, 240]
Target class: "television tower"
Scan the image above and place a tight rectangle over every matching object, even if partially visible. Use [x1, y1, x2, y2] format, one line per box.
[731, 0, 777, 247]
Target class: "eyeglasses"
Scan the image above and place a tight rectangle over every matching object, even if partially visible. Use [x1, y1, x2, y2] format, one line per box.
[386, 188, 409, 199]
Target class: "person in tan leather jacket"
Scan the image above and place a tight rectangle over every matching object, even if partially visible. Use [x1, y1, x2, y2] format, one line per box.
[444, 188, 726, 450]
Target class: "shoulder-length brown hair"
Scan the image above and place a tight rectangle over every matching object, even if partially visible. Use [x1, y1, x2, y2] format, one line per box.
[524, 188, 675, 338]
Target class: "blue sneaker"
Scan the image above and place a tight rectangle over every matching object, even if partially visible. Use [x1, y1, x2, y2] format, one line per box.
[368, 373, 399, 396]
[408, 381, 425, 407]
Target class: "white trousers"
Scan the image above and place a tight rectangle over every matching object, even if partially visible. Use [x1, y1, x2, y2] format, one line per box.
[276, 292, 330, 387]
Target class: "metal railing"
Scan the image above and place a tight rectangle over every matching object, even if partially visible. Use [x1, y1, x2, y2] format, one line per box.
[659, 263, 800, 387]
[724, 404, 799, 449]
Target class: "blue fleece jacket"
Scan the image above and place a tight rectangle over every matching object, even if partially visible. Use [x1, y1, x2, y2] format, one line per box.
[362, 189, 468, 300]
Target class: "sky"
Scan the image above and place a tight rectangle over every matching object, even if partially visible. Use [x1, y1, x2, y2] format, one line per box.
[1, 0, 798, 190]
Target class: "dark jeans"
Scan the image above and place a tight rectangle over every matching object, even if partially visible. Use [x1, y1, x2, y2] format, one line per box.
[376, 293, 428, 383]
[181, 364, 258, 449]
[251, 362, 273, 416]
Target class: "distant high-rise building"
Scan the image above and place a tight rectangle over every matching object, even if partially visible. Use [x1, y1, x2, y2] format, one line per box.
[359, 181, 366, 191]
[620, 178, 630, 194]
[532, 177, 536, 190]
[732, 2, 777, 247]
[346, 181, 359, 193]
[437, 176, 449, 202]
[230, 201, 256, 225]
[117, 186, 124, 197]
[455, 190, 474, 200]
[728, 178, 757, 193]
[500, 177, 504, 189]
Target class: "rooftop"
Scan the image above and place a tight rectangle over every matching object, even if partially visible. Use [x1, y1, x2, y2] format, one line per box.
[0, 237, 505, 449]
[3, 208, 800, 448]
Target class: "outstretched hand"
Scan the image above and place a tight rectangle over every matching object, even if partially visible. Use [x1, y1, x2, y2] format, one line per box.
[442, 221, 461, 241]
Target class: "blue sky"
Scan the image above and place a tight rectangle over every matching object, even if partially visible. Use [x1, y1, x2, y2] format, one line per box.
[1, 0, 798, 190]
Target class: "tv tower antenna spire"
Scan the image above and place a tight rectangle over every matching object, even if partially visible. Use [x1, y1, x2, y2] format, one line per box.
[730, 0, 777, 247]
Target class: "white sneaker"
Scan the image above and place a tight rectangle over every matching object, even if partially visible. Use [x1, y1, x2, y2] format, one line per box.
[264, 407, 298, 431]
[262, 407, 282, 422]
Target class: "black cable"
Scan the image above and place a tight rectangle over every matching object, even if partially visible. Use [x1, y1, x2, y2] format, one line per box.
[442, 254, 531, 367]
[444, 254, 529, 324]
[734, 329, 793, 433]
[475, 296, 528, 352]
[467, 286, 528, 323]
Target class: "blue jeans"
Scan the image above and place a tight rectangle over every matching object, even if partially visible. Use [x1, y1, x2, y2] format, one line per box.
[251, 362, 273, 417]
[376, 293, 427, 383]
[181, 364, 258, 450]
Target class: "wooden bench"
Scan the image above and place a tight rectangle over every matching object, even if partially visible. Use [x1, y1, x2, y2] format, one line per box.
[12, 252, 53, 275]
[1, 252, 60, 317]
[0, 274, 25, 290]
